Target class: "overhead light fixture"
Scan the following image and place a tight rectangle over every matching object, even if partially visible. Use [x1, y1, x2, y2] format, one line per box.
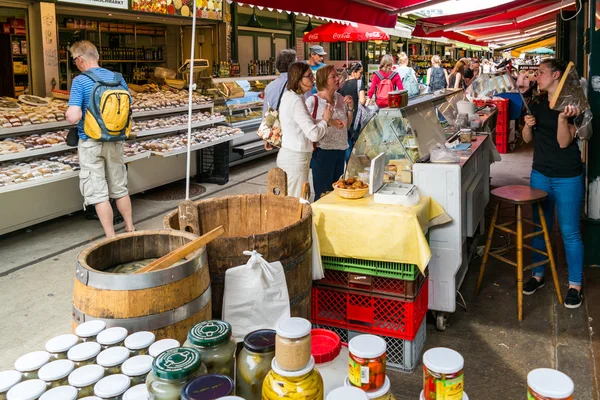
[303, 18, 313, 35]
[247, 8, 263, 27]
[516, 1, 575, 23]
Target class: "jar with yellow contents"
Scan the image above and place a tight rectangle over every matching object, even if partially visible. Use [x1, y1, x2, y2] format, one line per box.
[236, 329, 276, 399]
[67, 342, 101, 368]
[262, 356, 324, 400]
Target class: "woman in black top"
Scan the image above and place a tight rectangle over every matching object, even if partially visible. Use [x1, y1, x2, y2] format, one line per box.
[521, 59, 584, 308]
[338, 62, 366, 161]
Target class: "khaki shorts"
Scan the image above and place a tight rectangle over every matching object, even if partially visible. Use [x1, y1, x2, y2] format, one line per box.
[78, 140, 128, 206]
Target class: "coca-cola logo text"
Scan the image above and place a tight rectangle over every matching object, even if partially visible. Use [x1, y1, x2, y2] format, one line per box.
[365, 32, 383, 39]
[307, 33, 319, 41]
[332, 32, 352, 40]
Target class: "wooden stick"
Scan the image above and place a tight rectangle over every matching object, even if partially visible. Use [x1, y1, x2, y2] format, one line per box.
[550, 61, 573, 109]
[297, 182, 310, 220]
[135, 226, 225, 274]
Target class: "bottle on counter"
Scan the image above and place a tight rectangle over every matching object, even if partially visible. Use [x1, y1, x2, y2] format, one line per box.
[121, 355, 153, 386]
[275, 318, 312, 372]
[312, 329, 348, 398]
[183, 320, 236, 379]
[327, 386, 369, 400]
[236, 329, 276, 399]
[96, 347, 130, 375]
[345, 376, 395, 400]
[348, 334, 387, 391]
[422, 347, 464, 400]
[148, 339, 179, 358]
[96, 327, 128, 350]
[122, 384, 148, 400]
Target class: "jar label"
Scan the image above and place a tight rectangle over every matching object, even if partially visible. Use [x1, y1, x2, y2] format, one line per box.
[348, 359, 363, 387]
[360, 366, 370, 384]
[435, 375, 464, 400]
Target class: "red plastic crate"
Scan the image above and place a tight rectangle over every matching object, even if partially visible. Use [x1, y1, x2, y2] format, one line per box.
[311, 280, 428, 341]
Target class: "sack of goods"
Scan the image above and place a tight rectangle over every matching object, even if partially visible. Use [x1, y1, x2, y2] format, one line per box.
[257, 108, 282, 147]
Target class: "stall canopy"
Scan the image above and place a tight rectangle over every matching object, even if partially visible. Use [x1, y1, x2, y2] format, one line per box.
[303, 22, 390, 42]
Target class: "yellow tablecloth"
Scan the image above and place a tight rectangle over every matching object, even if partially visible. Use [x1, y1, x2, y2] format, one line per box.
[312, 193, 451, 273]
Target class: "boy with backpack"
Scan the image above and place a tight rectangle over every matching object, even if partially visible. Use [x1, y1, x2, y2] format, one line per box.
[397, 52, 420, 98]
[367, 54, 403, 108]
[427, 55, 449, 93]
[65, 41, 135, 238]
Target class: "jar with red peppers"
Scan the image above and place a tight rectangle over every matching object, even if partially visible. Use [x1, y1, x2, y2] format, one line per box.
[422, 348, 464, 400]
[348, 335, 386, 391]
[527, 368, 574, 400]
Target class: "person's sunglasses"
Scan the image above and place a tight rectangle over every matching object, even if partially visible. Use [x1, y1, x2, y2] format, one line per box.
[302, 74, 315, 80]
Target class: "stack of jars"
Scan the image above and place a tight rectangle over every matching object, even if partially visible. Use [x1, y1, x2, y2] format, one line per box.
[421, 347, 468, 400]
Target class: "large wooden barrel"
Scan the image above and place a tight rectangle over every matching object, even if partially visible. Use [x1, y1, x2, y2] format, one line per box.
[163, 194, 312, 320]
[73, 230, 211, 344]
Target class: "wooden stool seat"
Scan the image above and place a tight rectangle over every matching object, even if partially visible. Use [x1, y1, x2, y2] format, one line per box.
[491, 185, 548, 204]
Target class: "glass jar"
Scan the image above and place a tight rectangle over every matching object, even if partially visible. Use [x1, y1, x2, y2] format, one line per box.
[0, 371, 22, 400]
[39, 386, 78, 400]
[67, 342, 101, 368]
[148, 339, 179, 359]
[527, 368, 574, 400]
[459, 129, 472, 144]
[345, 376, 395, 400]
[124, 332, 155, 356]
[348, 335, 387, 391]
[68, 364, 104, 398]
[327, 386, 369, 400]
[45, 335, 80, 360]
[122, 384, 148, 400]
[263, 357, 323, 400]
[236, 329, 276, 399]
[121, 356, 153, 386]
[94, 374, 130, 400]
[146, 347, 206, 400]
[423, 348, 464, 400]
[6, 379, 46, 400]
[75, 321, 107, 343]
[96, 328, 128, 350]
[312, 329, 348, 399]
[80, 397, 102, 400]
[38, 360, 74, 389]
[181, 375, 234, 400]
[274, 318, 312, 372]
[14, 352, 52, 380]
[184, 320, 236, 379]
[96, 347, 130, 375]
[420, 391, 468, 400]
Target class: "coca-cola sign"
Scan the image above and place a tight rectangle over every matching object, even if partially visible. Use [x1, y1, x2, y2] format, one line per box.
[307, 33, 319, 41]
[365, 31, 383, 39]
[332, 32, 352, 40]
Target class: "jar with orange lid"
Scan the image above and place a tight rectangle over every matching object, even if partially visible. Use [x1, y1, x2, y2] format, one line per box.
[422, 347, 464, 400]
[348, 335, 386, 391]
[527, 368, 574, 400]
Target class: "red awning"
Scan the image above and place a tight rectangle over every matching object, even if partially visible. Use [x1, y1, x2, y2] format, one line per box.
[411, 25, 485, 47]
[303, 22, 390, 42]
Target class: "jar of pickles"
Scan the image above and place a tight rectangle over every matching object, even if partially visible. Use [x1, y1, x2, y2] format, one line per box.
[124, 332, 155, 356]
[6, 379, 46, 400]
[345, 376, 395, 400]
[121, 356, 153, 386]
[122, 384, 149, 400]
[94, 374, 130, 399]
[348, 335, 386, 391]
[96, 328, 128, 350]
[39, 386, 78, 400]
[38, 360, 74, 389]
[181, 375, 234, 400]
[67, 342, 101, 368]
[45, 335, 80, 360]
[327, 386, 369, 400]
[527, 368, 574, 400]
[14, 352, 51, 380]
[275, 318, 312, 372]
[146, 347, 207, 400]
[263, 356, 323, 400]
[75, 321, 107, 343]
[148, 339, 179, 358]
[96, 347, 130, 375]
[68, 364, 105, 398]
[0, 371, 22, 400]
[184, 321, 236, 379]
[236, 329, 276, 399]
[423, 348, 464, 400]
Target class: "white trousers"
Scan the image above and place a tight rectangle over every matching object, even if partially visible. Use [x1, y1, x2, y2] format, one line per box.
[276, 147, 312, 198]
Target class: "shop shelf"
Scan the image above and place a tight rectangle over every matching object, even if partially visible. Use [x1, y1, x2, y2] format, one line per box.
[0, 170, 78, 194]
[133, 103, 213, 118]
[152, 132, 242, 158]
[321, 256, 420, 281]
[0, 144, 71, 162]
[311, 280, 428, 341]
[133, 116, 226, 138]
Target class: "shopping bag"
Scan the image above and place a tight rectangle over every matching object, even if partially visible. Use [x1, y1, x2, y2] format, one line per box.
[256, 87, 286, 148]
[222, 250, 290, 342]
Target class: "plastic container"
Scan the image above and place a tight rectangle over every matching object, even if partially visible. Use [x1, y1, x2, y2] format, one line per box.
[124, 332, 155, 356]
[96, 327, 128, 349]
[148, 339, 179, 358]
[327, 386, 369, 400]
[344, 376, 393, 400]
[459, 129, 472, 144]
[184, 320, 236, 379]
[423, 348, 464, 400]
[420, 390, 469, 400]
[37, 360, 74, 389]
[181, 375, 234, 400]
[527, 368, 574, 400]
[122, 384, 148, 400]
[0, 371, 22, 400]
[96, 347, 130, 375]
[6, 379, 46, 400]
[68, 364, 105, 398]
[121, 355, 153, 386]
[263, 357, 323, 400]
[348, 335, 387, 391]
[236, 329, 276, 399]
[275, 318, 312, 372]
[14, 352, 52, 380]
[45, 335, 80, 360]
[38, 386, 78, 400]
[145, 347, 207, 400]
[75, 321, 107, 343]
[67, 342, 101, 368]
[312, 329, 348, 398]
[94, 374, 130, 399]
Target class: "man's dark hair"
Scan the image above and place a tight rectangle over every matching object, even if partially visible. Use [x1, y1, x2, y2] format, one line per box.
[276, 49, 297, 73]
[464, 68, 474, 79]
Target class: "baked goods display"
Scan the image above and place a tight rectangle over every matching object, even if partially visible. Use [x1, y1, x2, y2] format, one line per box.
[0, 97, 68, 129]
[0, 151, 79, 188]
[131, 126, 242, 155]
[333, 177, 369, 190]
[130, 90, 211, 113]
[0, 130, 68, 155]
[131, 111, 222, 133]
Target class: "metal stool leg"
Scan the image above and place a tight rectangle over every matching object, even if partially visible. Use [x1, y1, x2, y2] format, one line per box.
[538, 202, 562, 302]
[476, 202, 500, 295]
[517, 204, 524, 321]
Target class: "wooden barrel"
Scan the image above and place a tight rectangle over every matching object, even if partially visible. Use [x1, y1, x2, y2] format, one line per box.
[73, 230, 211, 344]
[163, 194, 312, 320]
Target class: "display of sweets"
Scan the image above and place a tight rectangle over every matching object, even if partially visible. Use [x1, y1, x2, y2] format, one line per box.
[0, 130, 68, 155]
[131, 112, 222, 133]
[0, 97, 68, 129]
[0, 153, 79, 188]
[130, 90, 210, 113]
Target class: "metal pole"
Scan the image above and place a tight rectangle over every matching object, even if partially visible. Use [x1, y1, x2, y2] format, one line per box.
[185, 0, 198, 201]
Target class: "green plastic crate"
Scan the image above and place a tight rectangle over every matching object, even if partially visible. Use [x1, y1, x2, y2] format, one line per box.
[321, 256, 420, 281]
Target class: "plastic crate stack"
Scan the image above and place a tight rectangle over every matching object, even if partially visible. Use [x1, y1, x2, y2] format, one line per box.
[312, 256, 428, 373]
[474, 98, 510, 154]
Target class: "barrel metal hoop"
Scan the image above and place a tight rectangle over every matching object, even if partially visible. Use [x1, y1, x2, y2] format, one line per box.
[75, 251, 208, 290]
[290, 283, 312, 307]
[72, 286, 212, 332]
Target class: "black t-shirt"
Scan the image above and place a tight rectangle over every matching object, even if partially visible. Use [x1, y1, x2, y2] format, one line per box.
[529, 95, 581, 178]
[338, 78, 362, 135]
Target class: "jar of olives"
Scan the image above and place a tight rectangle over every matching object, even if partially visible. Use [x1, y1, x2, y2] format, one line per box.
[181, 375, 234, 400]
[0, 370, 22, 400]
[94, 374, 130, 400]
[146, 347, 207, 400]
[96, 328, 128, 350]
[38, 360, 74, 389]
[75, 321, 107, 343]
[45, 335, 80, 360]
[124, 332, 155, 356]
[122, 384, 148, 400]
[67, 342, 101, 368]
[14, 352, 51, 380]
[121, 356, 153, 386]
[96, 347, 130, 375]
[68, 364, 105, 398]
[148, 339, 179, 359]
[184, 321, 236, 379]
[236, 329, 276, 399]
[38, 386, 78, 400]
[6, 379, 47, 400]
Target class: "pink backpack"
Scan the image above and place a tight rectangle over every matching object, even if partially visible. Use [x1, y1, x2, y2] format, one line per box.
[374, 70, 398, 108]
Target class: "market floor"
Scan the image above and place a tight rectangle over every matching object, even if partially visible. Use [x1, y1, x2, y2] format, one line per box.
[0, 148, 598, 399]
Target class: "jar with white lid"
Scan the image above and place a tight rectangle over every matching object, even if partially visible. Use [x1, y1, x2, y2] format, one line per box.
[183, 320, 236, 379]
[345, 376, 395, 400]
[45, 335, 80, 360]
[124, 332, 155, 356]
[38, 360, 74, 389]
[94, 374, 130, 400]
[236, 329, 276, 399]
[14, 352, 52, 380]
[6, 379, 46, 400]
[97, 328, 128, 350]
[312, 329, 348, 398]
[181, 375, 234, 400]
[423, 348, 464, 400]
[216, 398, 244, 400]
[76, 321, 107, 343]
[527, 368, 574, 400]
[68, 364, 105, 398]
[0, 371, 22, 400]
[148, 340, 179, 359]
[80, 397, 102, 400]
[420, 390, 469, 400]
[96, 347, 130, 375]
[263, 356, 323, 400]
[275, 318, 312, 372]
[327, 386, 369, 400]
[121, 355, 153, 386]
[39, 386, 78, 400]
[67, 342, 101, 368]
[348, 335, 387, 391]
[146, 347, 206, 400]
[122, 384, 148, 400]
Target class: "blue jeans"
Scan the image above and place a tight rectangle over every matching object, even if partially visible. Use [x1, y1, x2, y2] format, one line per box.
[311, 148, 346, 201]
[530, 169, 584, 286]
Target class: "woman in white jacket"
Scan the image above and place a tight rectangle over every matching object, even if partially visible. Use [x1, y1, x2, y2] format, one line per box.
[277, 62, 335, 197]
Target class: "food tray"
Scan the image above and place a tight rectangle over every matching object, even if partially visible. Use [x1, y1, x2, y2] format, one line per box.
[332, 185, 369, 200]
[311, 280, 428, 341]
[322, 256, 420, 281]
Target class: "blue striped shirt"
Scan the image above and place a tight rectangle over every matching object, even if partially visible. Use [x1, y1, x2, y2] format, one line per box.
[68, 67, 129, 139]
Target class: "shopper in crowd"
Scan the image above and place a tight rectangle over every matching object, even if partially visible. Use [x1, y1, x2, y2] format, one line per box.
[397, 52, 420, 98]
[367, 54, 403, 108]
[65, 40, 134, 238]
[306, 45, 327, 94]
[277, 62, 334, 197]
[463, 68, 475, 88]
[338, 62, 367, 159]
[448, 60, 466, 89]
[470, 59, 481, 78]
[426, 55, 449, 92]
[521, 59, 584, 309]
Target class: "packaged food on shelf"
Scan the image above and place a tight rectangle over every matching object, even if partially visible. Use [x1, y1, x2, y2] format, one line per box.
[130, 90, 210, 113]
[136, 125, 241, 155]
[38, 385, 78, 400]
[146, 347, 207, 400]
[37, 360, 74, 389]
[96, 347, 130, 375]
[122, 384, 148, 400]
[422, 348, 464, 400]
[0, 98, 68, 129]
[275, 318, 312, 372]
[527, 368, 574, 400]
[75, 321, 106, 343]
[312, 329, 347, 398]
[184, 320, 236, 379]
[93, 374, 130, 399]
[0, 154, 78, 188]
[236, 329, 276, 399]
[344, 376, 395, 400]
[0, 370, 22, 399]
[181, 375, 234, 400]
[262, 356, 324, 400]
[14, 351, 51, 380]
[121, 355, 153, 386]
[130, 112, 221, 134]
[96, 327, 128, 349]
[45, 334, 79, 360]
[6, 379, 46, 400]
[0, 130, 68, 155]
[67, 342, 101, 368]
[148, 339, 179, 358]
[348, 335, 387, 391]
[124, 331, 155, 356]
[68, 364, 105, 398]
